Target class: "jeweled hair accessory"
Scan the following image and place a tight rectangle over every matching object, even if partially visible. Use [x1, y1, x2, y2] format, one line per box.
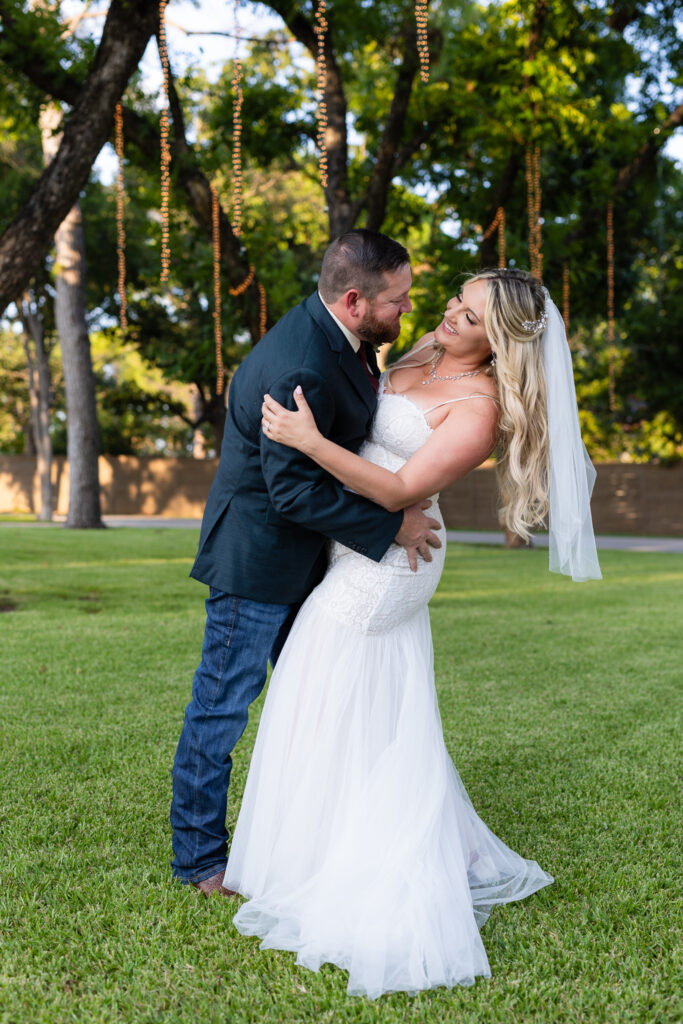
[521, 309, 548, 334]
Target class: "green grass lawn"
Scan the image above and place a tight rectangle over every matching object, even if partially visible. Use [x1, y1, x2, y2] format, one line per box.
[0, 527, 680, 1024]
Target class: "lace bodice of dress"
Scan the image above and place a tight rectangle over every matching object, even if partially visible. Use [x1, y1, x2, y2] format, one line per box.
[312, 379, 445, 635]
[361, 378, 434, 468]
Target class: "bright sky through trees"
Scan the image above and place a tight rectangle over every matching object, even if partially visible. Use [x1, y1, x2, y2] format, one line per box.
[62, 0, 682, 189]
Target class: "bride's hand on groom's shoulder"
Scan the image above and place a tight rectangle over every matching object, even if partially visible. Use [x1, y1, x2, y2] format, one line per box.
[261, 387, 319, 453]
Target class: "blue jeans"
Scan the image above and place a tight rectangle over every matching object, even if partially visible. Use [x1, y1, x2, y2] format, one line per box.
[170, 588, 294, 882]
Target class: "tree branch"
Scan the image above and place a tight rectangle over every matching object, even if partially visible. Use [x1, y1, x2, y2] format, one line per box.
[0, 0, 160, 316]
[565, 104, 683, 248]
[165, 17, 289, 46]
[263, 0, 317, 56]
[0, 2, 266, 340]
[163, 57, 266, 341]
[363, 26, 420, 231]
[607, 1, 644, 33]
[616, 104, 683, 193]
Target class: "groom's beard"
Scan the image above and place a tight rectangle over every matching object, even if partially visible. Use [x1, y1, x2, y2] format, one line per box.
[356, 310, 402, 347]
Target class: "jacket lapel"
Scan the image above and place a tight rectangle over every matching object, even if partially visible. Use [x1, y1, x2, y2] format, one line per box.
[304, 293, 377, 414]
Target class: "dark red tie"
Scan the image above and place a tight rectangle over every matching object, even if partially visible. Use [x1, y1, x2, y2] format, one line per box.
[358, 343, 379, 394]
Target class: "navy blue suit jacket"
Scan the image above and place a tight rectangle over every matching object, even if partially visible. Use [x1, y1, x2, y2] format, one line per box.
[190, 293, 403, 604]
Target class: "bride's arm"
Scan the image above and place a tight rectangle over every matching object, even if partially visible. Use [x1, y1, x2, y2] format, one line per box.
[262, 387, 498, 513]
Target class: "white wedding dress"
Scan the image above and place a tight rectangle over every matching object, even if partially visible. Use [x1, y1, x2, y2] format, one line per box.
[224, 381, 553, 998]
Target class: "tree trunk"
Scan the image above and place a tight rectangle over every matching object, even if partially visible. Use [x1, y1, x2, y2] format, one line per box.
[503, 526, 533, 549]
[188, 381, 226, 455]
[20, 292, 53, 520]
[42, 103, 102, 528]
[55, 203, 103, 528]
[265, 1, 418, 242]
[191, 386, 208, 458]
[207, 395, 227, 456]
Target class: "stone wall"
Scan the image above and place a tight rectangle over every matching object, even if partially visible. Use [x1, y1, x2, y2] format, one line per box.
[1, 454, 682, 535]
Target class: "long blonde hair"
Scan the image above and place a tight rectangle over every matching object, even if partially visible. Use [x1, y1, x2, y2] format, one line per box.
[468, 268, 549, 541]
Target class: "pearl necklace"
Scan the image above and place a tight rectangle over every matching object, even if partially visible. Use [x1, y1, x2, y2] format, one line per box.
[421, 349, 485, 386]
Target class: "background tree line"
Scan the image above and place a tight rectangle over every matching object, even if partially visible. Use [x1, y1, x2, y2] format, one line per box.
[0, 0, 681, 526]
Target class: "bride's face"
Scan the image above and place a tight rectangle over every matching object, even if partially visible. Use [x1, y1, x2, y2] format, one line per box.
[435, 280, 491, 363]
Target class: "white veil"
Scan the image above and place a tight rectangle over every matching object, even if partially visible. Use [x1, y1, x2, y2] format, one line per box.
[542, 290, 602, 581]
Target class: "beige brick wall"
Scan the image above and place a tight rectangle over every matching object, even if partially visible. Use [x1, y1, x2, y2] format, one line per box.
[1, 455, 681, 535]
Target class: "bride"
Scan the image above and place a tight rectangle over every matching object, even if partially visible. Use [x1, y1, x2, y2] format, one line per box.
[223, 268, 601, 998]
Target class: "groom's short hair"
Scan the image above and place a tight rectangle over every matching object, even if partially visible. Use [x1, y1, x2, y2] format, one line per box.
[318, 229, 410, 303]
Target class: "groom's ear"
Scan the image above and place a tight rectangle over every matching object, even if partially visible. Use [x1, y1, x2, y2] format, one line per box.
[344, 288, 364, 320]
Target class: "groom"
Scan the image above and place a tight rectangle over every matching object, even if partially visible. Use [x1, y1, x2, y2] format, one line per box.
[171, 229, 441, 894]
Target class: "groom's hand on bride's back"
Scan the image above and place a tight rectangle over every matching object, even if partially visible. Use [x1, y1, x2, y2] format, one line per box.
[394, 501, 441, 572]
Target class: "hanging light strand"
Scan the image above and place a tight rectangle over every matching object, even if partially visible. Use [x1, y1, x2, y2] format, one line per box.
[314, 0, 329, 190]
[415, 0, 430, 83]
[525, 145, 543, 278]
[606, 200, 616, 412]
[210, 185, 225, 395]
[232, 0, 244, 236]
[114, 102, 127, 332]
[158, 0, 171, 281]
[483, 206, 506, 268]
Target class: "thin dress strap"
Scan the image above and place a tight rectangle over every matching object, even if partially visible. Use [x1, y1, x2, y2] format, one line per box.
[423, 393, 500, 414]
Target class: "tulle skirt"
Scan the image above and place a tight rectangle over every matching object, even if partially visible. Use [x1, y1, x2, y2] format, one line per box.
[224, 593, 553, 999]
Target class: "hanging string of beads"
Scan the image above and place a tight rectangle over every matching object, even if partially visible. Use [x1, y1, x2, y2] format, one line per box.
[210, 185, 225, 395]
[232, 0, 244, 236]
[314, 0, 329, 189]
[606, 200, 616, 413]
[483, 206, 506, 268]
[562, 262, 570, 339]
[258, 282, 268, 339]
[226, 267, 267, 339]
[497, 206, 505, 268]
[228, 265, 255, 296]
[158, 0, 171, 282]
[114, 102, 127, 333]
[414, 0, 430, 83]
[227, 3, 267, 342]
[525, 145, 543, 278]
[525, 148, 535, 271]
